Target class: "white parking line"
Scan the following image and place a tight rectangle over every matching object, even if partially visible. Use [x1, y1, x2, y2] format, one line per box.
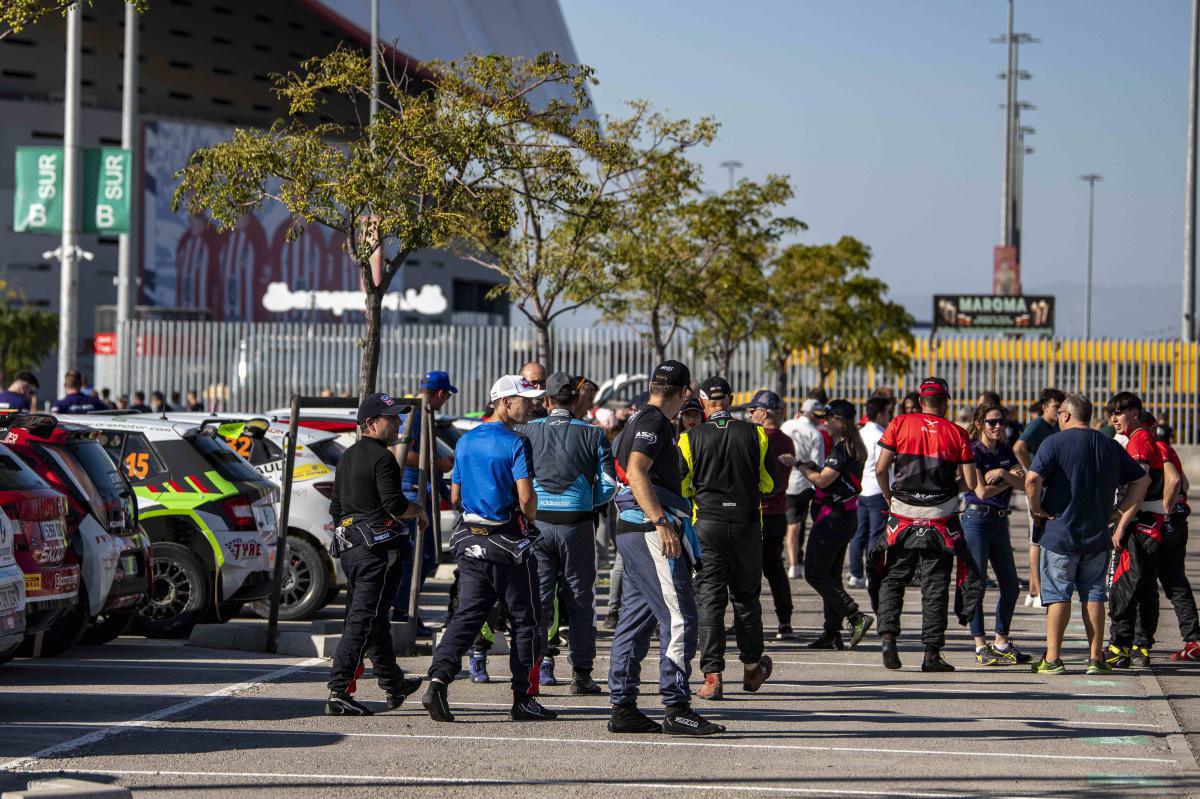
[5, 661, 311, 675]
[0, 657, 325, 773]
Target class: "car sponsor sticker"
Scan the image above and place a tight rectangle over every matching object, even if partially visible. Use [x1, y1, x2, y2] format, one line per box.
[24, 574, 41, 592]
[226, 538, 263, 561]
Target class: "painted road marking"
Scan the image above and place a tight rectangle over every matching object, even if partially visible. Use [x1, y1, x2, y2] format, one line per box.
[1077, 704, 1137, 714]
[1073, 679, 1120, 687]
[0, 656, 325, 773]
[1082, 736, 1152, 746]
[1088, 775, 1165, 787]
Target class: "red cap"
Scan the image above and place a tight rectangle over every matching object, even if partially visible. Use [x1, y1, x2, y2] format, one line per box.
[918, 377, 950, 398]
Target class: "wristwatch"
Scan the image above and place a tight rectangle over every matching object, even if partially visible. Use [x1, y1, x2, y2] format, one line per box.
[652, 515, 671, 528]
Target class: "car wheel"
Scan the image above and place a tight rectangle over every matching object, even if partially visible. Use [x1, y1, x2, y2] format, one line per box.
[130, 542, 209, 639]
[252, 536, 330, 621]
[78, 609, 137, 646]
[28, 596, 88, 657]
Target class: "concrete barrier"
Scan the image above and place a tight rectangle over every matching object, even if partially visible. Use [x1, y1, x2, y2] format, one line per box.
[1176, 445, 1200, 478]
[2, 778, 131, 799]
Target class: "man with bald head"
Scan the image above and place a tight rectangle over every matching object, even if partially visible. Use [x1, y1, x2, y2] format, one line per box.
[521, 362, 549, 419]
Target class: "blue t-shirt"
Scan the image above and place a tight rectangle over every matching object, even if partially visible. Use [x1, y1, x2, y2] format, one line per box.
[400, 408, 422, 495]
[0, 391, 30, 411]
[451, 421, 532, 523]
[1031, 427, 1144, 555]
[51, 392, 107, 414]
[963, 440, 1019, 510]
[1019, 417, 1058, 455]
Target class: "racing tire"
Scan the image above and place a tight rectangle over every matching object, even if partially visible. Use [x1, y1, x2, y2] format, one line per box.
[79, 609, 137, 646]
[130, 542, 209, 639]
[28, 596, 88, 657]
[252, 536, 331, 621]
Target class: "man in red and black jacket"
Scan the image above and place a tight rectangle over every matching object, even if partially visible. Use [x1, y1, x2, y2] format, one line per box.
[1105, 394, 1170, 668]
[1150, 422, 1200, 661]
[872, 377, 981, 672]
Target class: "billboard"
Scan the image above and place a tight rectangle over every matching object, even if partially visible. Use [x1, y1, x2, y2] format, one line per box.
[933, 294, 1054, 336]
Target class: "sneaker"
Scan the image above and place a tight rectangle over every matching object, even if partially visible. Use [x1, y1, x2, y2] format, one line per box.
[847, 614, 874, 650]
[569, 671, 603, 695]
[511, 695, 558, 721]
[881, 637, 902, 670]
[662, 704, 726, 736]
[1172, 641, 1200, 661]
[697, 672, 724, 700]
[1023, 593, 1042, 608]
[602, 612, 620, 632]
[847, 576, 867, 589]
[608, 703, 661, 734]
[775, 624, 795, 640]
[1086, 658, 1114, 675]
[1105, 644, 1131, 669]
[421, 682, 455, 723]
[991, 641, 1034, 665]
[1130, 645, 1151, 668]
[921, 653, 955, 673]
[787, 565, 801, 579]
[807, 633, 845, 650]
[469, 650, 490, 683]
[384, 675, 423, 709]
[1031, 656, 1066, 675]
[976, 645, 1002, 667]
[743, 657, 772, 693]
[326, 691, 374, 716]
[539, 657, 557, 687]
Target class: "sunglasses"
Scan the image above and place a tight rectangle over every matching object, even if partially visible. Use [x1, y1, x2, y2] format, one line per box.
[983, 418, 1005, 427]
[526, 380, 546, 388]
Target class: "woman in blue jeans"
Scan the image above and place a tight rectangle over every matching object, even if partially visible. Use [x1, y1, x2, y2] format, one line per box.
[963, 401, 1032, 666]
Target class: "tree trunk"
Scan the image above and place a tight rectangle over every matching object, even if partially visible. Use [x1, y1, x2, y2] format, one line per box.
[650, 306, 667, 363]
[358, 288, 384, 403]
[534, 320, 552, 373]
[773, 353, 788, 402]
[719, 345, 733, 379]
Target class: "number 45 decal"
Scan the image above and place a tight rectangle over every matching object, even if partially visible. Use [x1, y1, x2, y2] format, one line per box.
[124, 452, 149, 479]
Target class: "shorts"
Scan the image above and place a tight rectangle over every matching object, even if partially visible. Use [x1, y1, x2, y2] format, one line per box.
[1039, 548, 1109, 605]
[786, 489, 814, 525]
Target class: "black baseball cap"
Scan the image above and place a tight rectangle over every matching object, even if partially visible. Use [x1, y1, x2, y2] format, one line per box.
[650, 360, 691, 388]
[357, 392, 410, 424]
[680, 398, 704, 416]
[919, 377, 950, 398]
[824, 399, 857, 422]
[546, 372, 578, 402]
[746, 389, 782, 411]
[698, 376, 732, 401]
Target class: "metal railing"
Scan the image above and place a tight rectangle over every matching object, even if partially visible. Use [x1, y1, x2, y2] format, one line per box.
[114, 320, 1200, 444]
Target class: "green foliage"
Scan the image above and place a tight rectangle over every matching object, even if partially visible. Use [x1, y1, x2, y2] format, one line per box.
[764, 237, 915, 389]
[1, 0, 148, 39]
[0, 281, 57, 386]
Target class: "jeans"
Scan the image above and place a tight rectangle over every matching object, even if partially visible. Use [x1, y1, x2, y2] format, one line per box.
[961, 505, 1019, 638]
[849, 494, 887, 580]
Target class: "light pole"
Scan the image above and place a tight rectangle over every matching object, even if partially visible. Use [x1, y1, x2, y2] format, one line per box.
[1080, 174, 1103, 339]
[1185, 0, 1198, 341]
[116, 1, 140, 395]
[719, 159, 743, 191]
[57, 4, 83, 394]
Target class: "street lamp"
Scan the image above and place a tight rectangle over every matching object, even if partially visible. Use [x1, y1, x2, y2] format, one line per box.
[1080, 174, 1103, 339]
[719, 160, 743, 191]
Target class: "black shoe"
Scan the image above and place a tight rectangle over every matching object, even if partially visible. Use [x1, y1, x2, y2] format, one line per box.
[608, 703, 661, 734]
[881, 637, 902, 670]
[662, 704, 726, 736]
[775, 624, 795, 640]
[421, 682, 454, 723]
[921, 653, 955, 673]
[512, 695, 558, 721]
[603, 612, 620, 632]
[570, 672, 603, 695]
[384, 675, 423, 709]
[326, 691, 373, 716]
[807, 633, 845, 650]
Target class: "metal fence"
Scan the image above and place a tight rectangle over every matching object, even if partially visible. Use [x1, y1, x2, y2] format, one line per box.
[114, 321, 1200, 444]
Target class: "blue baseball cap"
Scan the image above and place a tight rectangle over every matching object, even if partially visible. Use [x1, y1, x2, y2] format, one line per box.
[420, 370, 458, 394]
[746, 389, 783, 411]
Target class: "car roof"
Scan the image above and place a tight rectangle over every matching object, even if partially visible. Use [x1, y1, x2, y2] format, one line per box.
[159, 412, 336, 444]
[55, 413, 202, 437]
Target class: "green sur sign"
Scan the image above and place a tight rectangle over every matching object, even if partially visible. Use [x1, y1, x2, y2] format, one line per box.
[13, 146, 131, 235]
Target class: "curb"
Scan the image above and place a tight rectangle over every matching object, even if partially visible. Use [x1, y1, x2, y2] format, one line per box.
[2, 778, 131, 799]
[1141, 663, 1200, 783]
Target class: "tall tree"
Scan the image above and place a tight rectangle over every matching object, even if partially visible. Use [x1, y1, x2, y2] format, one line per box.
[174, 48, 592, 400]
[1, 1, 147, 39]
[763, 237, 914, 394]
[0, 281, 58, 387]
[457, 101, 716, 370]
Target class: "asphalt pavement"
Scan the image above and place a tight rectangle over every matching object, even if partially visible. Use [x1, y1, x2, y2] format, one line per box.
[3, 508, 1200, 798]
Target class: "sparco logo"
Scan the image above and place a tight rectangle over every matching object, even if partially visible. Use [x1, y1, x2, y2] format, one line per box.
[55, 572, 78, 591]
[673, 716, 699, 728]
[465, 544, 486, 559]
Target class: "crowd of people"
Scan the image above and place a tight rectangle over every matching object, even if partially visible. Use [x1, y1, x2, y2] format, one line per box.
[0, 368, 205, 415]
[325, 359, 1197, 736]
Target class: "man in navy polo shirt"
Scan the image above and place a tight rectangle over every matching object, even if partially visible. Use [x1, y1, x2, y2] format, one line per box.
[50, 369, 107, 414]
[0, 371, 38, 411]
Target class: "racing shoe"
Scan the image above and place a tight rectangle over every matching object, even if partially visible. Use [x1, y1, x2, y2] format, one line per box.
[539, 656, 558, 687]
[1031, 656, 1066, 675]
[976, 645, 1002, 667]
[992, 640, 1033, 665]
[608, 703, 661, 734]
[1104, 644, 1132, 669]
[743, 657, 773, 693]
[662, 704, 726, 736]
[1171, 641, 1200, 661]
[1130, 645, 1151, 668]
[881, 636, 902, 670]
[697, 672, 724, 700]
[1086, 658, 1114, 675]
[775, 624, 795, 640]
[326, 691, 373, 716]
[384, 675, 423, 709]
[569, 670, 603, 696]
[511, 694, 558, 721]
[921, 652, 955, 673]
[468, 649, 490, 683]
[847, 613, 874, 650]
[421, 681, 455, 723]
[807, 632, 845, 650]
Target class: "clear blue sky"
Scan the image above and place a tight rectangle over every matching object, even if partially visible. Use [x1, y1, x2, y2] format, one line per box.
[559, 0, 1194, 337]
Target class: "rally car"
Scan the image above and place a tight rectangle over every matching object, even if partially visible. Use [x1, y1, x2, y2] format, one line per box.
[58, 414, 278, 638]
[0, 503, 27, 660]
[0, 414, 150, 651]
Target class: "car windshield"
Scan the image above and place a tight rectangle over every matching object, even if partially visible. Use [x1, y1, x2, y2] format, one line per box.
[0, 444, 48, 491]
[307, 438, 345, 468]
[193, 433, 267, 484]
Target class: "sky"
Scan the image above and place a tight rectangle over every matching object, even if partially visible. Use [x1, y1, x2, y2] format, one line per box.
[558, 0, 1195, 337]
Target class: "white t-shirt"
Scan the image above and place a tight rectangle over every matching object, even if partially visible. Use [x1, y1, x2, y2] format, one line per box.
[859, 420, 886, 497]
[780, 416, 825, 494]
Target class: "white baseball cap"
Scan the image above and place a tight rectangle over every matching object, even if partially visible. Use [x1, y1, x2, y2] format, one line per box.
[801, 398, 820, 414]
[489, 375, 547, 402]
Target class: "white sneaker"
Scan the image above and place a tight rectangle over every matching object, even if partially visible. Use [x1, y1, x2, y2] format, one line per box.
[847, 576, 866, 589]
[788, 565, 801, 579]
[1023, 593, 1042, 608]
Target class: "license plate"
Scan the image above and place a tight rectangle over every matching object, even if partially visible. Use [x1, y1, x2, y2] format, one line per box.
[40, 520, 65, 545]
[0, 583, 19, 612]
[252, 505, 277, 535]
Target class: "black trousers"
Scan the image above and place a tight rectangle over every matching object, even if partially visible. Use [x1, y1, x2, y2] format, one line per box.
[1156, 514, 1200, 643]
[429, 555, 539, 694]
[327, 544, 407, 694]
[876, 547, 953, 648]
[1112, 526, 1161, 649]
[695, 518, 764, 674]
[803, 506, 859, 635]
[762, 514, 793, 626]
